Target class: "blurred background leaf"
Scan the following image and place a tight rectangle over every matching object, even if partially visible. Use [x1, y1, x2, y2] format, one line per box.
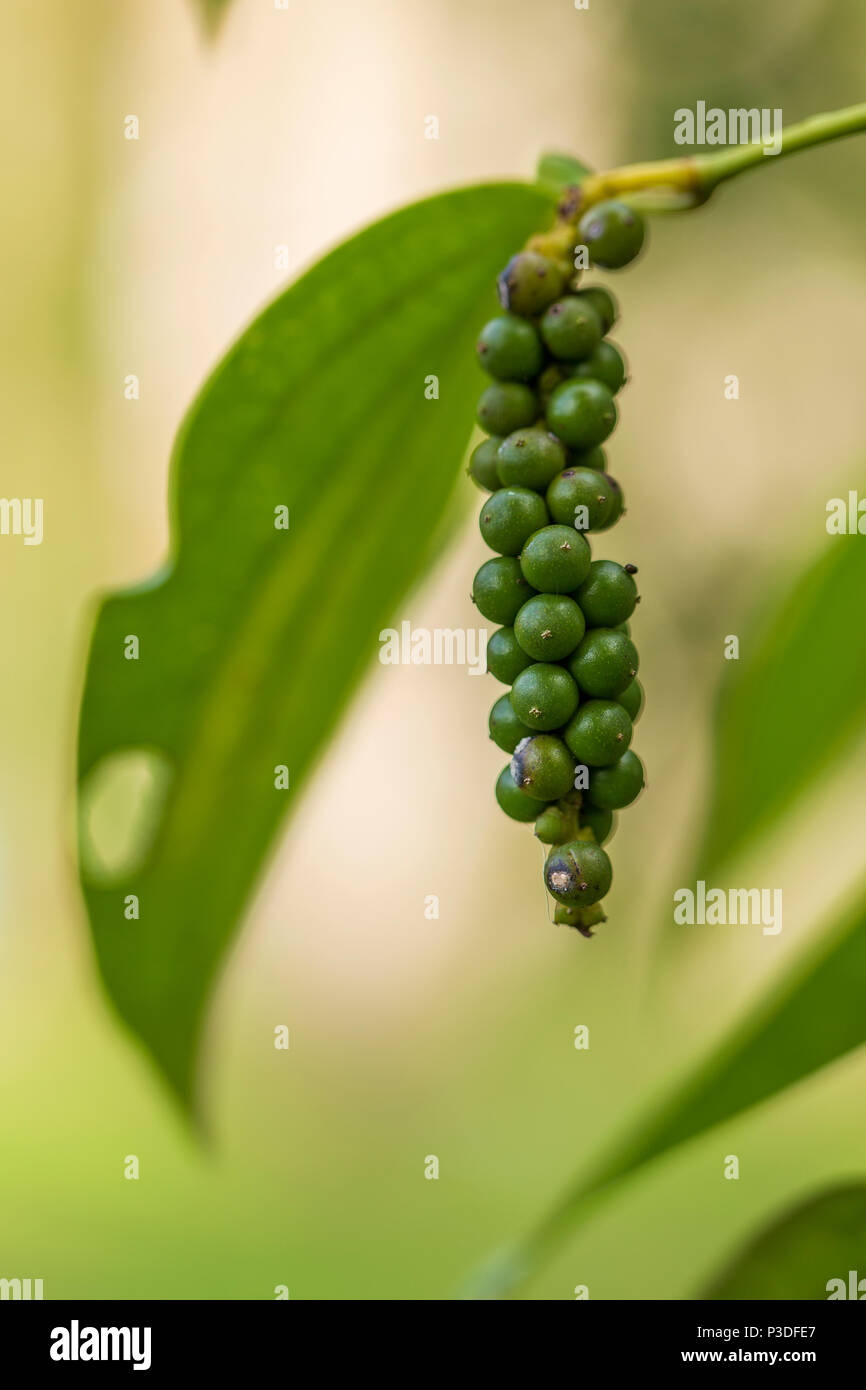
[195, 0, 234, 37]
[703, 1184, 866, 1299]
[76, 181, 552, 1110]
[695, 532, 866, 875]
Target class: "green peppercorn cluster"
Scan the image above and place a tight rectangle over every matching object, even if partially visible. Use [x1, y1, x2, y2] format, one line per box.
[469, 200, 647, 937]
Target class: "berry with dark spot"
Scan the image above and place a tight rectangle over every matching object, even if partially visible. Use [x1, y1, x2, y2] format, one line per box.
[510, 734, 576, 801]
[576, 286, 618, 333]
[498, 250, 567, 317]
[540, 296, 603, 362]
[545, 838, 612, 906]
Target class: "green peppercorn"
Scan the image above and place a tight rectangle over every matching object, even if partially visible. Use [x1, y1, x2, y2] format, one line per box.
[511, 734, 576, 801]
[489, 693, 533, 753]
[495, 765, 543, 822]
[544, 838, 612, 906]
[571, 340, 627, 394]
[579, 805, 614, 845]
[546, 467, 614, 532]
[514, 592, 585, 661]
[571, 445, 607, 472]
[587, 749, 645, 809]
[476, 313, 545, 381]
[510, 662, 579, 731]
[575, 559, 638, 627]
[540, 296, 603, 362]
[576, 286, 618, 333]
[468, 435, 504, 492]
[486, 626, 533, 684]
[546, 378, 617, 449]
[535, 804, 572, 844]
[563, 698, 633, 766]
[520, 524, 591, 593]
[498, 250, 567, 317]
[578, 200, 646, 269]
[537, 363, 568, 407]
[479, 486, 549, 555]
[618, 678, 644, 722]
[496, 426, 567, 490]
[594, 473, 624, 530]
[567, 628, 638, 698]
[472, 556, 536, 624]
[477, 381, 538, 435]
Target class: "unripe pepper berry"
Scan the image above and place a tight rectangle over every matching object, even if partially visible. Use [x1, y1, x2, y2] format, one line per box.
[546, 378, 617, 449]
[545, 838, 612, 906]
[520, 524, 592, 592]
[540, 296, 603, 362]
[510, 662, 579, 731]
[496, 426, 566, 490]
[563, 698, 633, 766]
[477, 381, 538, 435]
[468, 435, 504, 491]
[567, 628, 638, 698]
[489, 693, 533, 753]
[472, 556, 536, 624]
[546, 467, 614, 532]
[486, 626, 533, 684]
[534, 804, 573, 844]
[578, 805, 614, 845]
[578, 200, 646, 269]
[571, 340, 627, 394]
[575, 559, 638, 627]
[514, 592, 585, 661]
[594, 473, 624, 529]
[476, 313, 544, 381]
[617, 677, 644, 722]
[479, 486, 549, 555]
[510, 734, 576, 801]
[497, 250, 567, 317]
[575, 286, 618, 334]
[587, 749, 645, 809]
[495, 765, 543, 822]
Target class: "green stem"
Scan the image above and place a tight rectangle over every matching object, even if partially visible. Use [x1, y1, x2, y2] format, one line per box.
[534, 103, 866, 246]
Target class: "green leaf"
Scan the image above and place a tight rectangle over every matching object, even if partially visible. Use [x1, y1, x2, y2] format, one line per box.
[697, 535, 866, 874]
[535, 152, 594, 196]
[703, 1185, 866, 1300]
[76, 181, 553, 1109]
[472, 874, 866, 1296]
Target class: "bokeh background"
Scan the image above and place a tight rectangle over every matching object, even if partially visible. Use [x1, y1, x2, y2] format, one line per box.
[2, 0, 866, 1299]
